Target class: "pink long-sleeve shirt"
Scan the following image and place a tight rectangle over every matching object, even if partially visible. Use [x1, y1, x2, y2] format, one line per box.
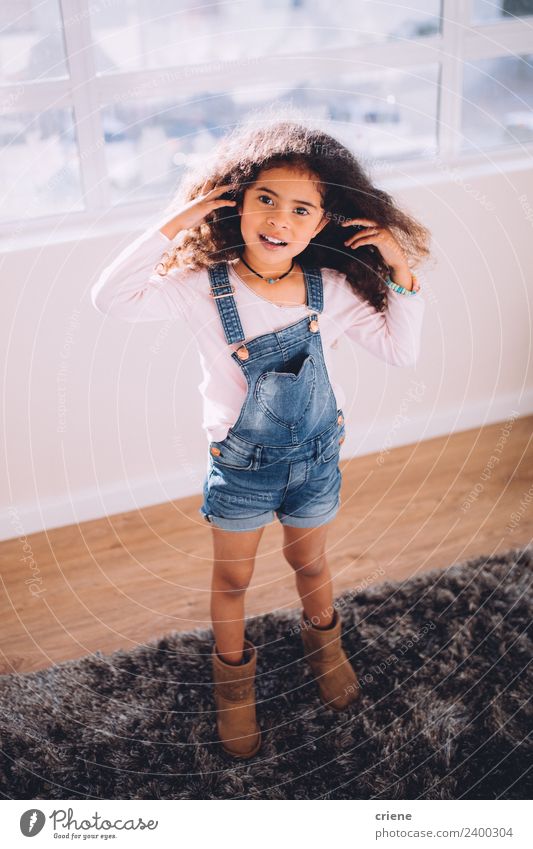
[91, 226, 426, 443]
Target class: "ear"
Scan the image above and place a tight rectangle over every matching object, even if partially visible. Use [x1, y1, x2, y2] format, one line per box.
[312, 214, 329, 238]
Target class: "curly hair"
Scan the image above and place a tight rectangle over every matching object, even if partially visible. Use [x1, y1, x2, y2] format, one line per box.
[156, 115, 432, 312]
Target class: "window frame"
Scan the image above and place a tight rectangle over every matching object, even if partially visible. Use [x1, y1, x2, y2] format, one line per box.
[1, 0, 533, 249]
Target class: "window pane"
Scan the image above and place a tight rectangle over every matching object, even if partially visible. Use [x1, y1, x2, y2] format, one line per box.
[0, 108, 83, 221]
[90, 0, 440, 75]
[0, 0, 68, 83]
[102, 66, 438, 206]
[461, 54, 533, 152]
[472, 0, 533, 23]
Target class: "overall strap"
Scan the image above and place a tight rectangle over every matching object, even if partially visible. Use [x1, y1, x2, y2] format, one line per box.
[207, 262, 246, 345]
[207, 261, 325, 347]
[302, 265, 324, 313]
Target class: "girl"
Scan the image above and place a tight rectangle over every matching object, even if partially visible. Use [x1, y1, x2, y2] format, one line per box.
[91, 119, 430, 760]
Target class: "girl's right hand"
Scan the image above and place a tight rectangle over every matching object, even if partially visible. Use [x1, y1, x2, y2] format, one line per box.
[161, 183, 238, 237]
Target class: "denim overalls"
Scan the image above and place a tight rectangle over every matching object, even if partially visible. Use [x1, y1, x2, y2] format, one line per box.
[199, 261, 346, 532]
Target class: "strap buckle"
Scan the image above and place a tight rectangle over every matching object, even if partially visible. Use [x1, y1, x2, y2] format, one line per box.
[209, 284, 236, 300]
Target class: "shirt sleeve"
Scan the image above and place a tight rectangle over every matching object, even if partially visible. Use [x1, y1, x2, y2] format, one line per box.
[90, 227, 200, 323]
[339, 275, 426, 367]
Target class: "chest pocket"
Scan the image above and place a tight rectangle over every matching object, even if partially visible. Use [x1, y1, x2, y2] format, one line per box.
[255, 354, 317, 428]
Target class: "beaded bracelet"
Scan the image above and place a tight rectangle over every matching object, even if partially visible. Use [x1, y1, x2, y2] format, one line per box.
[384, 273, 420, 296]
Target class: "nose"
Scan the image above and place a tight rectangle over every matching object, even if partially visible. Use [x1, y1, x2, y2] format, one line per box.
[266, 209, 290, 230]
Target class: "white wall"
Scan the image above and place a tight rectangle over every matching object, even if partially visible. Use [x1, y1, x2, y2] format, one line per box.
[1, 160, 532, 541]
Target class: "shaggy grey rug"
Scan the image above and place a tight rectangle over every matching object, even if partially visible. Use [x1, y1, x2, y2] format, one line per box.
[1, 545, 531, 800]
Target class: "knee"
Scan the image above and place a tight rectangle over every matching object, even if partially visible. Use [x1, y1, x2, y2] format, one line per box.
[213, 562, 254, 596]
[285, 551, 326, 578]
[215, 578, 250, 597]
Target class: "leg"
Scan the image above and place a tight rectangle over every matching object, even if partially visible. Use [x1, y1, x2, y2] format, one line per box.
[210, 525, 265, 665]
[282, 522, 335, 627]
[283, 522, 360, 711]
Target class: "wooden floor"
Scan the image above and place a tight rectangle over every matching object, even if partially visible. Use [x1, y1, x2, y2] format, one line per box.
[1, 417, 531, 674]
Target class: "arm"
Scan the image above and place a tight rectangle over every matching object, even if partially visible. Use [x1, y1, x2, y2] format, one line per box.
[90, 226, 198, 323]
[338, 217, 426, 365]
[91, 183, 237, 322]
[341, 280, 426, 368]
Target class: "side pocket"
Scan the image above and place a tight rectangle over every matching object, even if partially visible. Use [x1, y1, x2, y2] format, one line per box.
[321, 418, 346, 463]
[209, 439, 255, 471]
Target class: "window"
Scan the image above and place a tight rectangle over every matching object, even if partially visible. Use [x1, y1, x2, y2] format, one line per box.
[89, 0, 440, 72]
[0, 107, 83, 220]
[462, 53, 533, 151]
[0, 0, 532, 231]
[0, 0, 68, 82]
[472, 0, 533, 23]
[101, 64, 439, 206]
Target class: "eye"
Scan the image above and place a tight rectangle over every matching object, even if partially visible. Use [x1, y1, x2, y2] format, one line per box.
[258, 195, 310, 216]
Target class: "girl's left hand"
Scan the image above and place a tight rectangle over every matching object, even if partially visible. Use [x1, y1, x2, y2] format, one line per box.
[341, 217, 408, 270]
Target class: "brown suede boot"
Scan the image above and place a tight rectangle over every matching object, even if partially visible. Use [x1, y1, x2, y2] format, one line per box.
[300, 608, 360, 711]
[211, 639, 262, 758]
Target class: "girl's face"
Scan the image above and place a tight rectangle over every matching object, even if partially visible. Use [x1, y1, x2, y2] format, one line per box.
[237, 166, 328, 267]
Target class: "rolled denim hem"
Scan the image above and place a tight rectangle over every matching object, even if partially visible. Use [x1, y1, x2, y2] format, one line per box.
[199, 506, 276, 532]
[276, 497, 340, 528]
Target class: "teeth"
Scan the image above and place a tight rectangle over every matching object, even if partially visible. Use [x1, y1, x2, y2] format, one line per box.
[261, 233, 286, 245]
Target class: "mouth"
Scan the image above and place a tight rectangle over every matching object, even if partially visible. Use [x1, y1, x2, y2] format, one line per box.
[259, 232, 288, 248]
